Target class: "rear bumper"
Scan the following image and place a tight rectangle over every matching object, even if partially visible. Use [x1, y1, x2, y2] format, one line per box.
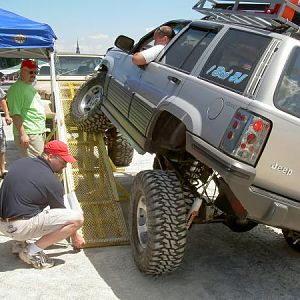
[186, 132, 300, 231]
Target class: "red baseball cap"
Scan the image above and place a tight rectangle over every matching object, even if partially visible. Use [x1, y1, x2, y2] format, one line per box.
[21, 59, 38, 70]
[44, 140, 76, 163]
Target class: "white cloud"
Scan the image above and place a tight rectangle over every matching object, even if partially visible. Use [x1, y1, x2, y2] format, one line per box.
[145, 27, 154, 33]
[88, 33, 109, 40]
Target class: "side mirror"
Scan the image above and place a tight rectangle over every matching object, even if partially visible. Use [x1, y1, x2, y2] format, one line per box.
[114, 35, 134, 53]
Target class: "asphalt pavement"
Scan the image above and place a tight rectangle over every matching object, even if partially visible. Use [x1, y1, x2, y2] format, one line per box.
[1, 121, 300, 300]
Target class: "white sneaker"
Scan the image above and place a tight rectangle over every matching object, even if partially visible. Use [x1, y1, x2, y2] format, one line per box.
[19, 247, 55, 269]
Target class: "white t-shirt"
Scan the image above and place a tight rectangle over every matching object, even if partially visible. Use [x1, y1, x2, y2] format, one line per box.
[141, 44, 165, 64]
[0, 88, 6, 99]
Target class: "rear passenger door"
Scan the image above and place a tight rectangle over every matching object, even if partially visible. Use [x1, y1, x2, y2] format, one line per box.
[176, 29, 272, 146]
[129, 24, 221, 137]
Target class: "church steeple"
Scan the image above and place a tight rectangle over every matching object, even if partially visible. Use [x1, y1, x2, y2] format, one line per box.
[76, 39, 80, 54]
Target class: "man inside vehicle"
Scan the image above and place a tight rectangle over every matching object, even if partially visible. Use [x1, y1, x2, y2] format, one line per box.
[132, 26, 174, 66]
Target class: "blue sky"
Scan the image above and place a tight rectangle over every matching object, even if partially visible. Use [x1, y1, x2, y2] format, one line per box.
[0, 0, 201, 54]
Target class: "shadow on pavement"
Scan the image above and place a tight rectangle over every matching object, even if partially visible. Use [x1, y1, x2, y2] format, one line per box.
[84, 224, 300, 300]
[0, 237, 69, 271]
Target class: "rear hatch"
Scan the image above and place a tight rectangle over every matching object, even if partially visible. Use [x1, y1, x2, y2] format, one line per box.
[250, 48, 300, 201]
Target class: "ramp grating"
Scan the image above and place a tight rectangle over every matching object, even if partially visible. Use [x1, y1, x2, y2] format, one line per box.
[59, 81, 129, 247]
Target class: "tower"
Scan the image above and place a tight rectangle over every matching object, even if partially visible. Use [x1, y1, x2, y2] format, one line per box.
[76, 39, 80, 54]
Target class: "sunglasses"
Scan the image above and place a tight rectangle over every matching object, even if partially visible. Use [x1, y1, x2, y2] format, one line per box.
[156, 27, 173, 38]
[53, 155, 67, 166]
[27, 70, 37, 75]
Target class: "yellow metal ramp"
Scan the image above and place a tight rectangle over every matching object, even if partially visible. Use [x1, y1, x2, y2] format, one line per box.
[58, 81, 129, 247]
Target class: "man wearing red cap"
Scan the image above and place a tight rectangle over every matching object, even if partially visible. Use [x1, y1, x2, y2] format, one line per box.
[0, 140, 85, 269]
[7, 59, 46, 157]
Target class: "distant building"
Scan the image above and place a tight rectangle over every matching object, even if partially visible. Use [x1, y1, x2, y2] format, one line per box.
[76, 40, 80, 54]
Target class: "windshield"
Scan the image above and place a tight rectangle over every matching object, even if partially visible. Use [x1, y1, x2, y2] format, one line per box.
[38, 56, 102, 76]
[274, 47, 300, 119]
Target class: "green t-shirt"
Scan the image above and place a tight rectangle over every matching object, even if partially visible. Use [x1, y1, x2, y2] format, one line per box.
[7, 79, 46, 136]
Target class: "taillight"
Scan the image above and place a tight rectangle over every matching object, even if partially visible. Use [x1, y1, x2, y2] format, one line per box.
[219, 109, 271, 166]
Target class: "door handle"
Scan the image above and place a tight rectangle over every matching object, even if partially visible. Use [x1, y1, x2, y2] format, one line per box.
[168, 76, 181, 85]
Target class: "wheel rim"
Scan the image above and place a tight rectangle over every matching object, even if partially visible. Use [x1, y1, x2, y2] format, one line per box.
[79, 84, 103, 115]
[136, 194, 148, 249]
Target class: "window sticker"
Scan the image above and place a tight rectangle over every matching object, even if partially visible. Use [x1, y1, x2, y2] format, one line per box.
[206, 65, 248, 84]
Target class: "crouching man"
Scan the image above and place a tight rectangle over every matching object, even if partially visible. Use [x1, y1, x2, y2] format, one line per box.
[0, 140, 85, 269]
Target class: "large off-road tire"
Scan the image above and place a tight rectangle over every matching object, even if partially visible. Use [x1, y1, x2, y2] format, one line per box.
[282, 229, 300, 251]
[129, 170, 187, 275]
[223, 216, 258, 232]
[106, 128, 134, 167]
[70, 73, 112, 132]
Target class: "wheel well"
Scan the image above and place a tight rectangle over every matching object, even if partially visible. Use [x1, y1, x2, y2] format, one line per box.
[149, 111, 186, 153]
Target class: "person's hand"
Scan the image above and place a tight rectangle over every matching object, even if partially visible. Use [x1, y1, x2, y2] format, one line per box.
[20, 133, 29, 148]
[71, 232, 86, 249]
[5, 116, 12, 126]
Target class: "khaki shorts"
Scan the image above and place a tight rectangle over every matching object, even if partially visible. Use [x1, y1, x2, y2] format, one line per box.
[14, 133, 45, 158]
[0, 208, 83, 241]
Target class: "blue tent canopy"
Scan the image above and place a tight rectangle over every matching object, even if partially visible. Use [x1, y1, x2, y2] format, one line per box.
[0, 8, 57, 58]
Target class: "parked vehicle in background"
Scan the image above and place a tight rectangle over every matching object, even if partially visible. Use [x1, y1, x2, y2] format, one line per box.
[0, 58, 22, 91]
[71, 0, 300, 275]
[35, 52, 103, 94]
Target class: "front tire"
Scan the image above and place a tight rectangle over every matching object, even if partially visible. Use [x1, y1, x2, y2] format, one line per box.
[70, 73, 111, 132]
[129, 170, 187, 274]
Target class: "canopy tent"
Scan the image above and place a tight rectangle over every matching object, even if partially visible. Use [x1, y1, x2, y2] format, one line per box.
[0, 8, 56, 58]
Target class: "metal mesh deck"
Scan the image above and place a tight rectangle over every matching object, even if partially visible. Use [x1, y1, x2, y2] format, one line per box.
[58, 81, 129, 247]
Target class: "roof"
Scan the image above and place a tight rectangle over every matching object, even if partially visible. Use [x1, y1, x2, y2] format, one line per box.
[0, 8, 57, 58]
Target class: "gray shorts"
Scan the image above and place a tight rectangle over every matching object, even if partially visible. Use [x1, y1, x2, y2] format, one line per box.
[14, 133, 45, 158]
[0, 208, 83, 241]
[0, 119, 6, 153]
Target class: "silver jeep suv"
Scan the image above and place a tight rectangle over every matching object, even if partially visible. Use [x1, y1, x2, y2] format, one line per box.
[71, 0, 300, 274]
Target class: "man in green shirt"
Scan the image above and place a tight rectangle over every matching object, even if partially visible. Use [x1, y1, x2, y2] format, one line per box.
[7, 59, 46, 157]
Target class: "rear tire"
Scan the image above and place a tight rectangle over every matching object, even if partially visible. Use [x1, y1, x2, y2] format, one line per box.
[70, 73, 111, 132]
[106, 128, 134, 167]
[129, 170, 187, 274]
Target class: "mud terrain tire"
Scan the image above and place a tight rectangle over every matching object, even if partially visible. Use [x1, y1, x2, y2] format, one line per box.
[71, 73, 111, 132]
[107, 128, 134, 167]
[129, 170, 187, 275]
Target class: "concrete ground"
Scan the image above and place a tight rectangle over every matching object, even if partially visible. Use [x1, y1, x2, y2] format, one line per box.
[1, 122, 300, 300]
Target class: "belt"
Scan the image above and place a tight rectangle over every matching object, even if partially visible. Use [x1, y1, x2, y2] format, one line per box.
[0, 216, 29, 222]
[28, 133, 45, 136]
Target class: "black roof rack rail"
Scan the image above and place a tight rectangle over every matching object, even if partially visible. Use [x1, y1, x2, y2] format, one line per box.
[193, 0, 300, 31]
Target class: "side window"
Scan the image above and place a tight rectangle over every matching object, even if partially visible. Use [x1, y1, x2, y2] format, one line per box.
[134, 22, 189, 53]
[200, 29, 270, 93]
[274, 47, 300, 119]
[160, 28, 217, 73]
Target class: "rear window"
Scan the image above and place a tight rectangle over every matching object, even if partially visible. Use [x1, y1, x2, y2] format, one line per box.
[274, 47, 300, 119]
[199, 29, 270, 93]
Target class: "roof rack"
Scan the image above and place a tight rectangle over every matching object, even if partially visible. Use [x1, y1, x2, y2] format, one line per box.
[193, 0, 300, 31]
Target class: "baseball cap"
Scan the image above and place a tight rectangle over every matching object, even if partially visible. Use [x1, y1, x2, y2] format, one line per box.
[21, 59, 38, 70]
[44, 140, 76, 163]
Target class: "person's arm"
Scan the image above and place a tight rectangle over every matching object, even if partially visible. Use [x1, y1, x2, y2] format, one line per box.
[0, 98, 12, 125]
[132, 52, 147, 66]
[132, 45, 165, 66]
[12, 115, 29, 148]
[70, 232, 86, 249]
